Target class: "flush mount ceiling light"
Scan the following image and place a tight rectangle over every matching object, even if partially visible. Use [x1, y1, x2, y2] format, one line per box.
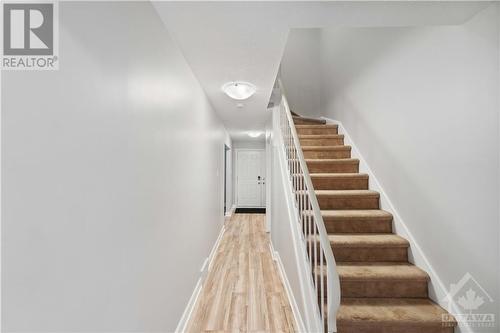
[247, 131, 262, 138]
[222, 81, 256, 100]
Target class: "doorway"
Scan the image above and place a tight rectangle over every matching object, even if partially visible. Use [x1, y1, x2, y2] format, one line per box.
[235, 149, 266, 208]
[224, 144, 230, 215]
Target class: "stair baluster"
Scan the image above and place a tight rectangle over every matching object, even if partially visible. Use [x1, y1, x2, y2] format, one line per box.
[276, 79, 341, 333]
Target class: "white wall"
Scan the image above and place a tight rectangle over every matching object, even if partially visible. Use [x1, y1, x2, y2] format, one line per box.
[1, 2, 227, 331]
[319, 4, 499, 325]
[232, 139, 266, 150]
[224, 137, 233, 215]
[280, 29, 322, 118]
[270, 144, 308, 325]
[269, 110, 321, 332]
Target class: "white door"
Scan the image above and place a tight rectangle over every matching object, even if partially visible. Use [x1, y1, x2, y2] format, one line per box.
[236, 150, 266, 207]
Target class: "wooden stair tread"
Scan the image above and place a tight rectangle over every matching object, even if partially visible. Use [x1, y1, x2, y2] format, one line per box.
[337, 298, 456, 326]
[329, 234, 409, 248]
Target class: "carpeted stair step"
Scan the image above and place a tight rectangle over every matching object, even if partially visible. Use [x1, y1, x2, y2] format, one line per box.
[337, 262, 429, 298]
[290, 116, 457, 332]
[299, 134, 344, 146]
[314, 263, 429, 299]
[316, 190, 379, 210]
[295, 124, 338, 135]
[293, 116, 326, 125]
[306, 159, 359, 173]
[311, 173, 368, 190]
[302, 146, 351, 159]
[336, 298, 456, 333]
[321, 210, 393, 233]
[330, 234, 409, 262]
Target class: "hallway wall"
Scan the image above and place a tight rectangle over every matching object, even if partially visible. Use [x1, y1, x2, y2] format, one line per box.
[319, 4, 499, 326]
[224, 139, 233, 216]
[280, 29, 322, 118]
[1, 2, 227, 331]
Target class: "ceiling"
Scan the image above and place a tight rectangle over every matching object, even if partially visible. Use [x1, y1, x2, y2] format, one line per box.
[152, 1, 488, 140]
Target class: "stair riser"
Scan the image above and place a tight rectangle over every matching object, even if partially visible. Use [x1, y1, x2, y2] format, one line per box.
[332, 247, 408, 262]
[309, 245, 408, 263]
[316, 279, 428, 300]
[317, 196, 379, 210]
[324, 219, 393, 233]
[303, 149, 351, 159]
[294, 119, 325, 125]
[296, 128, 338, 135]
[336, 324, 455, 333]
[300, 138, 344, 146]
[340, 280, 428, 298]
[307, 162, 359, 173]
[312, 176, 368, 190]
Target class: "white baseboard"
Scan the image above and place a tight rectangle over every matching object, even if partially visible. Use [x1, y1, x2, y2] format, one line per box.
[320, 116, 464, 326]
[175, 278, 203, 333]
[225, 204, 237, 217]
[207, 225, 226, 271]
[269, 240, 306, 333]
[175, 224, 226, 333]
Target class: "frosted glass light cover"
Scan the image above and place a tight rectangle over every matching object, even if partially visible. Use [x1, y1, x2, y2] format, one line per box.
[222, 82, 256, 100]
[247, 131, 262, 138]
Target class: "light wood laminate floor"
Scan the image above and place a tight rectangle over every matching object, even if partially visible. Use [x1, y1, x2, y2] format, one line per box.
[187, 213, 297, 333]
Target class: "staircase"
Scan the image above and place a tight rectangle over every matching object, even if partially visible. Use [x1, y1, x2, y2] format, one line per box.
[293, 117, 457, 333]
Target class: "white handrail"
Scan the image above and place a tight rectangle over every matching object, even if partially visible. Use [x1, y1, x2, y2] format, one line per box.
[276, 79, 341, 332]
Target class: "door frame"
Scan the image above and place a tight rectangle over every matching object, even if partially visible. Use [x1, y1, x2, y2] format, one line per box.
[235, 148, 266, 208]
[223, 144, 230, 215]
